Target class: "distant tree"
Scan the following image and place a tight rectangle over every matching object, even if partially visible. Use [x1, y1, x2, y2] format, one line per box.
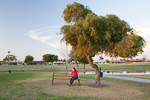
[142, 54, 147, 62]
[62, 59, 66, 62]
[126, 60, 130, 63]
[42, 54, 58, 65]
[69, 50, 90, 69]
[3, 55, 17, 62]
[24, 55, 34, 63]
[99, 56, 104, 64]
[79, 56, 89, 70]
[120, 59, 123, 63]
[68, 50, 79, 69]
[142, 58, 146, 62]
[106, 59, 110, 63]
[58, 42, 69, 73]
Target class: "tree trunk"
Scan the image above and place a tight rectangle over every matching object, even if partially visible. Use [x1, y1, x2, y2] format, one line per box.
[111, 57, 114, 64]
[46, 62, 49, 65]
[83, 63, 85, 74]
[76, 61, 79, 69]
[66, 59, 68, 73]
[116, 58, 118, 64]
[84, 52, 100, 87]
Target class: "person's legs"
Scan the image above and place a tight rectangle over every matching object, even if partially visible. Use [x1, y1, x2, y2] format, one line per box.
[70, 76, 78, 85]
[70, 77, 74, 84]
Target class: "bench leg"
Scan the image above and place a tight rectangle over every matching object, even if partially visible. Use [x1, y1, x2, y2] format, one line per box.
[52, 78, 54, 85]
[78, 79, 80, 86]
[52, 72, 54, 85]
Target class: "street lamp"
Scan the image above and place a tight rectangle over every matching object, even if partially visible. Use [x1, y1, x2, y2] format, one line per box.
[8, 51, 10, 65]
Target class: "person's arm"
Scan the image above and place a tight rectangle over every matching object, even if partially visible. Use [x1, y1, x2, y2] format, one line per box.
[69, 72, 72, 75]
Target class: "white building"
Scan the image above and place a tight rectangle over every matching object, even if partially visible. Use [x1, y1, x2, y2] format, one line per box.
[52, 61, 66, 65]
[93, 60, 109, 64]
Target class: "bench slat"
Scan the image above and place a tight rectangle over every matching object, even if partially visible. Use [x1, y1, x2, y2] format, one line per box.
[54, 75, 73, 77]
[54, 78, 80, 80]
[54, 73, 70, 74]
[54, 78, 70, 80]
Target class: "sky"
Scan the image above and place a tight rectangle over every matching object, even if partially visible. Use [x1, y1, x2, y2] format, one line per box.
[0, 0, 150, 61]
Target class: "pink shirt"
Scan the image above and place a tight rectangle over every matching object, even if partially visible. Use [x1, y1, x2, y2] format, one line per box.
[72, 70, 79, 77]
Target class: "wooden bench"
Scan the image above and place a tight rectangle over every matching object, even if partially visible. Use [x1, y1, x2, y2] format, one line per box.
[52, 72, 80, 86]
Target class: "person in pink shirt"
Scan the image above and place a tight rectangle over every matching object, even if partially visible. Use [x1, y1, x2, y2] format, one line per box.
[69, 67, 79, 86]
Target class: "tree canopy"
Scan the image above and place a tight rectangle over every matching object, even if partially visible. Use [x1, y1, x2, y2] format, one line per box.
[63, 2, 94, 23]
[42, 54, 58, 64]
[61, 4, 132, 57]
[113, 34, 145, 59]
[24, 55, 34, 63]
[3, 54, 17, 62]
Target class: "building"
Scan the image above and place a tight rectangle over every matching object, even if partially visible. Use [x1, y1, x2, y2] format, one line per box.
[130, 59, 144, 63]
[70, 61, 79, 65]
[147, 60, 150, 62]
[53, 61, 66, 65]
[111, 60, 123, 64]
[93, 60, 108, 64]
[27, 61, 47, 65]
[1, 61, 23, 66]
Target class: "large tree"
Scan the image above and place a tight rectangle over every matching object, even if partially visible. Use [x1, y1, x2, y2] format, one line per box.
[42, 54, 58, 65]
[24, 55, 34, 63]
[60, 2, 145, 86]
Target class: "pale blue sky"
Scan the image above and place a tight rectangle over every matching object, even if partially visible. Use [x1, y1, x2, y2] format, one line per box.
[0, 0, 150, 61]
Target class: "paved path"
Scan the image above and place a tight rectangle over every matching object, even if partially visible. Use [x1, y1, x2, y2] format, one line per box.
[104, 74, 150, 83]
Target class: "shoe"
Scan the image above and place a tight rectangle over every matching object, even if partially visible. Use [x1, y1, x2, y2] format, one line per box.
[68, 83, 71, 86]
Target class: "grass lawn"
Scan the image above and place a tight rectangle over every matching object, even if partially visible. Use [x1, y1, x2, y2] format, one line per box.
[0, 63, 150, 72]
[0, 72, 150, 100]
[119, 75, 150, 79]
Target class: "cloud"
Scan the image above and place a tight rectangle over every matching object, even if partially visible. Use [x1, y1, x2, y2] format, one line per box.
[28, 25, 62, 48]
[48, 42, 60, 48]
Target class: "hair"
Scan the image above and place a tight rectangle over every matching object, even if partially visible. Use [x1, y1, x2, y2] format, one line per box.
[72, 67, 76, 72]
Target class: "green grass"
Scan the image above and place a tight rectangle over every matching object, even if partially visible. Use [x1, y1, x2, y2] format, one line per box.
[101, 63, 150, 71]
[119, 75, 150, 79]
[0, 72, 52, 82]
[0, 72, 96, 82]
[0, 63, 150, 72]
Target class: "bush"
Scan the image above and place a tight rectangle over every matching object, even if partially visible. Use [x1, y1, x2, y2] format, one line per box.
[126, 71, 131, 73]
[107, 71, 110, 73]
[126, 60, 130, 63]
[106, 59, 110, 63]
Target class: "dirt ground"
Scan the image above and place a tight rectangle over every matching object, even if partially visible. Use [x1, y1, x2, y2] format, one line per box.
[17, 78, 146, 100]
[1, 77, 150, 100]
[48, 80, 143, 100]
